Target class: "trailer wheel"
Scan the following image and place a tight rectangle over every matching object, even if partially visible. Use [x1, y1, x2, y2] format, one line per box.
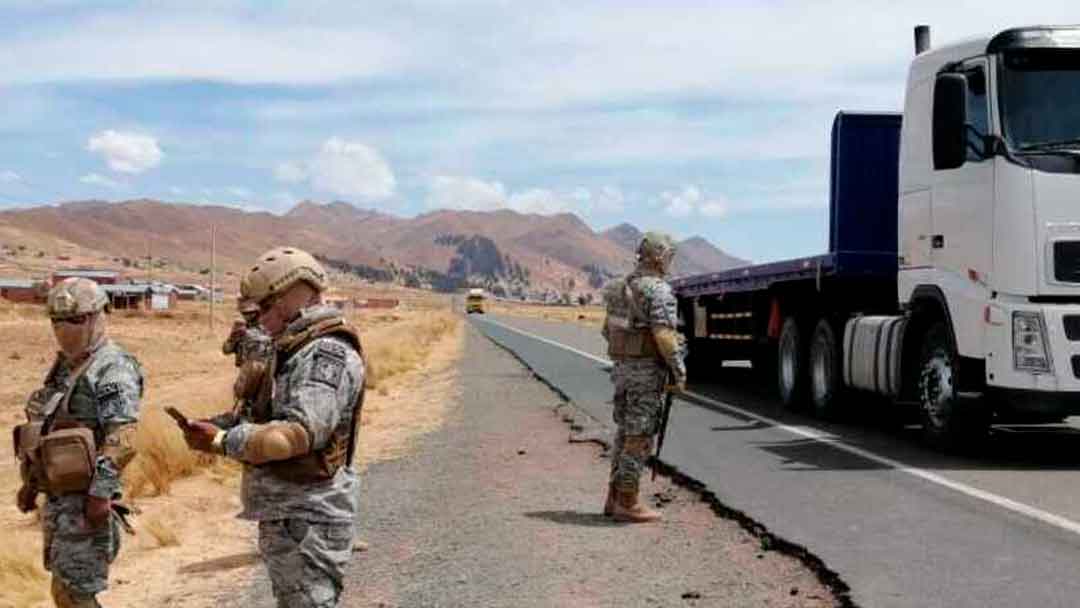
[809, 318, 845, 419]
[918, 321, 989, 450]
[777, 317, 808, 409]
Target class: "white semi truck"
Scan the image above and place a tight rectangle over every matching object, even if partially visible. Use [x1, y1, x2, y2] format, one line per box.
[674, 25, 1080, 449]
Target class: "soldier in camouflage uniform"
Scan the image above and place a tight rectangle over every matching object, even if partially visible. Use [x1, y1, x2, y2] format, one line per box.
[214, 297, 274, 429]
[601, 232, 686, 523]
[15, 278, 143, 607]
[182, 247, 365, 608]
[222, 297, 272, 368]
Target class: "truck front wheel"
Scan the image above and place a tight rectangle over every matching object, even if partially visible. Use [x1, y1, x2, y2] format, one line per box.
[778, 317, 808, 409]
[918, 321, 989, 449]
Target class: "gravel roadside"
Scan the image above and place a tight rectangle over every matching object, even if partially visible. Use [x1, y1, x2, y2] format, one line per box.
[238, 324, 836, 607]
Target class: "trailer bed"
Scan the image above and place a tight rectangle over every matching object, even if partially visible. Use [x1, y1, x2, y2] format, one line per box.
[671, 250, 896, 298]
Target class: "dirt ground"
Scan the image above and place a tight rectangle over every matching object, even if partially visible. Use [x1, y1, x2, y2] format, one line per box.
[0, 290, 461, 608]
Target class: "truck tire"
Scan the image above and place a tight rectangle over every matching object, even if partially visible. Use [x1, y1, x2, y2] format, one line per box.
[918, 321, 990, 450]
[777, 317, 808, 409]
[809, 318, 845, 419]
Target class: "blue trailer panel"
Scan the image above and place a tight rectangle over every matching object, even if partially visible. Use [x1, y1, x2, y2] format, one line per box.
[673, 112, 902, 299]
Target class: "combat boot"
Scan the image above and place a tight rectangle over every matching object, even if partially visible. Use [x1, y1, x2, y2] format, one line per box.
[603, 482, 616, 516]
[612, 483, 662, 523]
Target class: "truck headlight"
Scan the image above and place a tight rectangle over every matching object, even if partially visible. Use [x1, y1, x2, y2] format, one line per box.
[1013, 311, 1052, 373]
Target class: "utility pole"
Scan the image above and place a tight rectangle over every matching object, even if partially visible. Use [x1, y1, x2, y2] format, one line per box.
[209, 225, 215, 331]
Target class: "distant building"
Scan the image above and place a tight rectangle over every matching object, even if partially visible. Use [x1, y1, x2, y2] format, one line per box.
[53, 268, 122, 285]
[102, 282, 179, 311]
[175, 284, 207, 301]
[0, 278, 46, 304]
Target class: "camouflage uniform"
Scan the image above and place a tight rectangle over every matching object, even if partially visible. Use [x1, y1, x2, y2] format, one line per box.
[213, 323, 274, 429]
[40, 341, 142, 597]
[221, 305, 364, 608]
[16, 278, 144, 606]
[223, 323, 273, 368]
[608, 272, 686, 490]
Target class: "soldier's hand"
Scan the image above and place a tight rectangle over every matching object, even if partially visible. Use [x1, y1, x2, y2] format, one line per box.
[183, 421, 223, 453]
[16, 483, 38, 513]
[665, 379, 687, 395]
[84, 495, 110, 528]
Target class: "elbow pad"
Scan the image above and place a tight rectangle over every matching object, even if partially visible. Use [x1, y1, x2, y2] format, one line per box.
[242, 421, 312, 464]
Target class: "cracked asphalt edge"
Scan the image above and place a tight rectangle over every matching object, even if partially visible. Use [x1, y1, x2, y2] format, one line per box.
[476, 323, 858, 608]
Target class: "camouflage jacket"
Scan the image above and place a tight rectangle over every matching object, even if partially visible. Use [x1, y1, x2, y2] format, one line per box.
[222, 305, 364, 523]
[223, 325, 273, 367]
[28, 339, 144, 500]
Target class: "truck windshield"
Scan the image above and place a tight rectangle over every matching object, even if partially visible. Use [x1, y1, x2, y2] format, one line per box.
[999, 50, 1080, 152]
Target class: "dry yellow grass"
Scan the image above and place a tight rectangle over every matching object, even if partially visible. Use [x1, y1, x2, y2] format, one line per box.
[488, 299, 605, 327]
[0, 290, 461, 607]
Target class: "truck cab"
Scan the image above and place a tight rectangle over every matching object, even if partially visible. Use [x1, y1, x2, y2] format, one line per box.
[673, 26, 1080, 450]
[900, 27, 1080, 431]
[466, 288, 485, 314]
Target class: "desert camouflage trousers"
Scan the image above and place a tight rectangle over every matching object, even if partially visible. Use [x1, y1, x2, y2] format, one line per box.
[258, 519, 354, 608]
[609, 359, 666, 490]
[43, 495, 120, 605]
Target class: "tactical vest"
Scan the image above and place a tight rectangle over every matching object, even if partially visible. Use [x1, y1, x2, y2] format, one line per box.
[604, 275, 658, 360]
[252, 317, 366, 483]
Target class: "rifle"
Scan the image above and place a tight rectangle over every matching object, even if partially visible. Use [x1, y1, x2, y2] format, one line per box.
[652, 371, 676, 481]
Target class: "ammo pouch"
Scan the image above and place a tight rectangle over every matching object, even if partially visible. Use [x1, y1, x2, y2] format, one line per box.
[13, 422, 45, 485]
[604, 276, 659, 360]
[606, 324, 658, 359]
[40, 426, 96, 495]
[17, 354, 98, 495]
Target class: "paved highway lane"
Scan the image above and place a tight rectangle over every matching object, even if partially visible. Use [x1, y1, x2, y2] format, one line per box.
[471, 312, 1080, 608]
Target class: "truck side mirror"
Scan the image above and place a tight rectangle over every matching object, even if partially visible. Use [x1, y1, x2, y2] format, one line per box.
[933, 73, 968, 171]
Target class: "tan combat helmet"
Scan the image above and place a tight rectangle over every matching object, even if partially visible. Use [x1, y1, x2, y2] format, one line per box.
[240, 247, 328, 305]
[636, 231, 677, 274]
[46, 278, 109, 320]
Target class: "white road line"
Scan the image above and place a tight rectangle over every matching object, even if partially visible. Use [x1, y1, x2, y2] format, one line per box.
[477, 316, 1080, 538]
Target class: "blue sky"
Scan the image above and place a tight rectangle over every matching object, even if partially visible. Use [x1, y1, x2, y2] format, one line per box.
[0, 1, 1077, 263]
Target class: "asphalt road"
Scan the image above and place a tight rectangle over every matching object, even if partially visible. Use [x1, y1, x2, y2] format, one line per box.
[471, 312, 1080, 608]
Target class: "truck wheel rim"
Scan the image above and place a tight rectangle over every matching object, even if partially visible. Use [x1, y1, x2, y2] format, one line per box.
[780, 331, 797, 395]
[812, 334, 830, 403]
[920, 349, 953, 429]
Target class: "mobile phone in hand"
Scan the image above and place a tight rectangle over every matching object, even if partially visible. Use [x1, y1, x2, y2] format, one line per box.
[165, 406, 191, 429]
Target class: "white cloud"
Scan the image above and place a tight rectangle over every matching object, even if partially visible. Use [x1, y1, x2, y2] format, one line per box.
[426, 176, 582, 215]
[79, 173, 126, 190]
[0, 170, 21, 183]
[569, 186, 625, 214]
[508, 188, 573, 214]
[169, 186, 185, 195]
[86, 130, 162, 174]
[273, 161, 308, 183]
[283, 138, 396, 199]
[227, 186, 253, 199]
[661, 186, 728, 219]
[426, 176, 506, 211]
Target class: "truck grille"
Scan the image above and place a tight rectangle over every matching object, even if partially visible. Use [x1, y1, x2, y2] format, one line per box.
[1053, 241, 1080, 283]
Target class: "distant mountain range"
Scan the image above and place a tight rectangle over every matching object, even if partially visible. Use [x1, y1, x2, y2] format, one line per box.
[0, 199, 748, 297]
